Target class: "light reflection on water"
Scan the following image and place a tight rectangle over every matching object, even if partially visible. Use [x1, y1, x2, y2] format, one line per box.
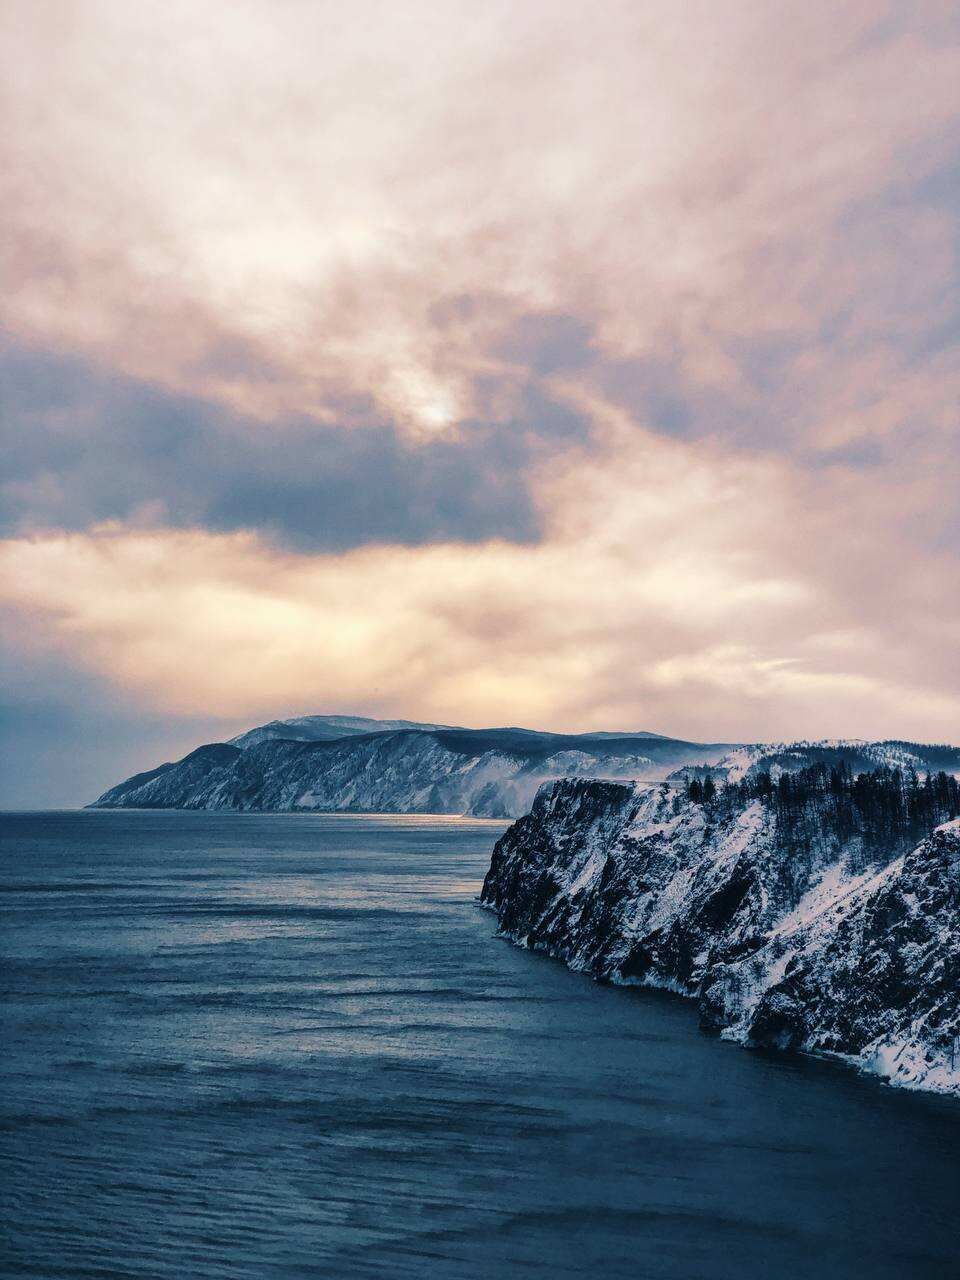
[1, 809, 958, 1280]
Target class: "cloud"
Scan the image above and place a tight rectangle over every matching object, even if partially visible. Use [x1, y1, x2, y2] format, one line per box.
[1, 341, 568, 549]
[0, 641, 243, 809]
[1, 0, 958, 801]
[2, 409, 957, 749]
[2, 1, 958, 450]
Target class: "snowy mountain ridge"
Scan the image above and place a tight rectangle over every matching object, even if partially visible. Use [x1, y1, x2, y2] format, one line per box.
[706, 738, 960, 784]
[92, 717, 960, 818]
[227, 714, 460, 750]
[89, 721, 734, 816]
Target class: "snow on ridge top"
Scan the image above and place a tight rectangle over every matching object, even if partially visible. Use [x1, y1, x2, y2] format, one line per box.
[709, 737, 960, 783]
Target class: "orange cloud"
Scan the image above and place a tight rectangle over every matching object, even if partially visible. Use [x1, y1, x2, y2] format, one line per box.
[2, 411, 957, 740]
[2, 1, 958, 752]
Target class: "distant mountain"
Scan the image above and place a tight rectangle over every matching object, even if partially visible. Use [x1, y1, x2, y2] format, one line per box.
[577, 730, 669, 740]
[91, 716, 734, 816]
[91, 722, 960, 819]
[228, 713, 461, 750]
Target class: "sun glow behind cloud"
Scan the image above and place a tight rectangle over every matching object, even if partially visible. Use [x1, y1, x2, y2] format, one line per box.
[1, 0, 959, 802]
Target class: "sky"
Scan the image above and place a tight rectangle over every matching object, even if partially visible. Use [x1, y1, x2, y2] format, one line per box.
[2, 0, 959, 806]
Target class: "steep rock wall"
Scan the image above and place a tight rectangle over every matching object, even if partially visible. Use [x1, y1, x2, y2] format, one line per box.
[480, 780, 960, 1097]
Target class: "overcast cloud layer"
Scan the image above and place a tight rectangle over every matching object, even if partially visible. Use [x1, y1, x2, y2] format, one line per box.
[2, 1, 958, 805]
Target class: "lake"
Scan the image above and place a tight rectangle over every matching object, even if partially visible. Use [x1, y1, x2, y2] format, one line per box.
[1, 810, 957, 1278]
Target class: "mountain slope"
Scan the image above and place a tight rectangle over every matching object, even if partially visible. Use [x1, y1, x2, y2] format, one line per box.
[701, 738, 960, 783]
[90, 723, 735, 816]
[93, 723, 960, 819]
[480, 774, 960, 1096]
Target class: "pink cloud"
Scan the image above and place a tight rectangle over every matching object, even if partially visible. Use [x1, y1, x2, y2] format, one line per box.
[1, 0, 958, 747]
[2, 410, 957, 740]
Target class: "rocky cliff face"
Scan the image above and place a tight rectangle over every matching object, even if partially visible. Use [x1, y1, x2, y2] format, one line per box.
[481, 779, 960, 1097]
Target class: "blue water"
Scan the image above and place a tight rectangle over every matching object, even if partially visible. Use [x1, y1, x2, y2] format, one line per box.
[1, 811, 958, 1279]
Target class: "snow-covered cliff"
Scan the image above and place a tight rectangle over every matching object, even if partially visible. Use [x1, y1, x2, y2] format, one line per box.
[481, 777, 960, 1097]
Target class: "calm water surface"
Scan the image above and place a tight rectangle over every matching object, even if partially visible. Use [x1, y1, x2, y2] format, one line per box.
[1, 810, 958, 1279]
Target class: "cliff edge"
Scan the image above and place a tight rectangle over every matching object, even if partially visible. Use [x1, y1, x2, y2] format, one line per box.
[481, 774, 960, 1096]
